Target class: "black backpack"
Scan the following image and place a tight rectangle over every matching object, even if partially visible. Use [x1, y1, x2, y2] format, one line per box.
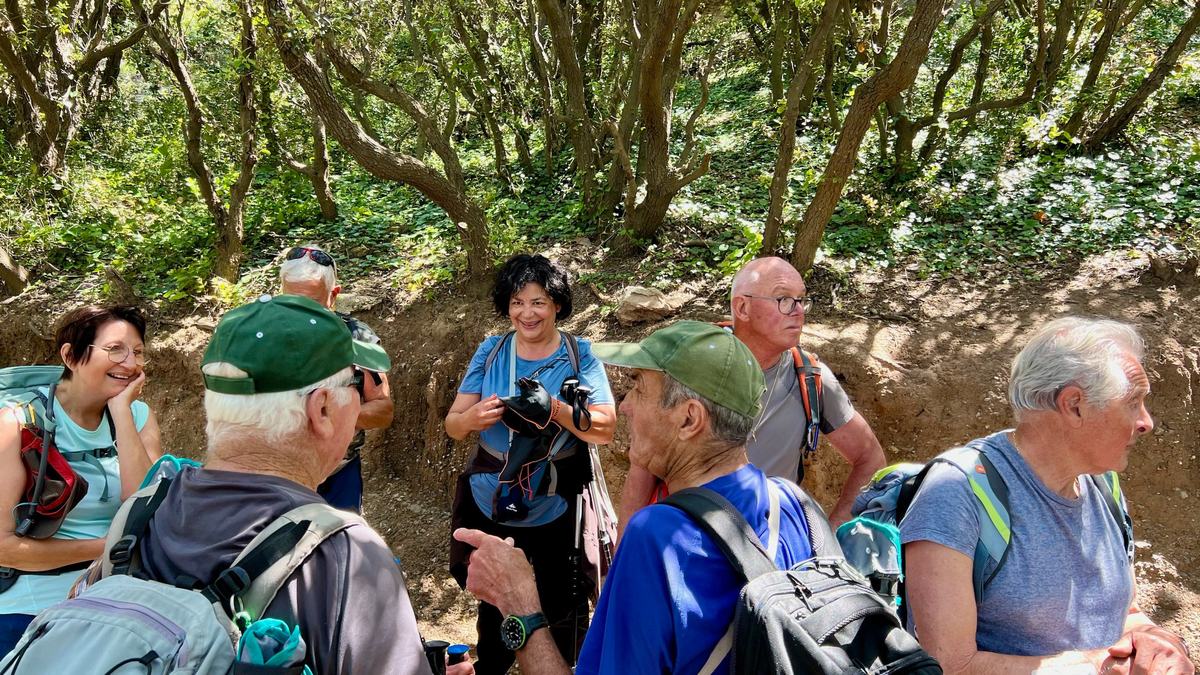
[663, 482, 942, 675]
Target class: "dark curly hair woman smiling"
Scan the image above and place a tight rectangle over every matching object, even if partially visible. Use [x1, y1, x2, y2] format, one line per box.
[489, 254, 573, 321]
[446, 253, 615, 674]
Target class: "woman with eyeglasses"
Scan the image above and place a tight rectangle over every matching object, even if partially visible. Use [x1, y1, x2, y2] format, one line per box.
[0, 305, 161, 654]
[445, 254, 616, 675]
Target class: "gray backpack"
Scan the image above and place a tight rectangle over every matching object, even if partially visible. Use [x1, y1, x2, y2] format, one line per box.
[0, 478, 361, 674]
[663, 482, 942, 675]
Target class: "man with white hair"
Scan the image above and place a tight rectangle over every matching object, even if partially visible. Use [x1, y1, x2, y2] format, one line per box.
[125, 294, 453, 673]
[903, 317, 1193, 674]
[621, 256, 885, 526]
[279, 245, 393, 512]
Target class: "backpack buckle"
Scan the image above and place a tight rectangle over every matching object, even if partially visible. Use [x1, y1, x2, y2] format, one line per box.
[109, 535, 137, 571]
[211, 566, 251, 603]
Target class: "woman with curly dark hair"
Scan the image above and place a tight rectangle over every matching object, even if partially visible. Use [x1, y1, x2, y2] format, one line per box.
[446, 254, 615, 674]
[0, 305, 161, 654]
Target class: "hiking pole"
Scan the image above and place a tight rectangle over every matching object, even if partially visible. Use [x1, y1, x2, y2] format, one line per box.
[572, 492, 584, 666]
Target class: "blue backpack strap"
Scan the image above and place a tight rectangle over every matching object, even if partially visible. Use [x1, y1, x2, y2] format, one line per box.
[482, 331, 516, 376]
[932, 446, 1012, 603]
[791, 348, 823, 456]
[1089, 472, 1134, 564]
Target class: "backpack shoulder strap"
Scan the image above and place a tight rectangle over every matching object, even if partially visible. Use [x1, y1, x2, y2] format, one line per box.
[218, 503, 366, 623]
[791, 347, 823, 455]
[559, 331, 581, 375]
[926, 445, 1013, 600]
[774, 478, 841, 558]
[1089, 472, 1134, 563]
[482, 331, 516, 376]
[100, 479, 173, 578]
[661, 487, 778, 582]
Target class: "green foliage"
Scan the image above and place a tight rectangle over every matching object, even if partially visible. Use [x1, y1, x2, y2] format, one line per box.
[2, 0, 1198, 303]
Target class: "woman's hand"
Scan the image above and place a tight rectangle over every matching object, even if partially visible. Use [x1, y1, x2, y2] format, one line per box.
[107, 371, 146, 411]
[464, 395, 506, 432]
[446, 393, 505, 440]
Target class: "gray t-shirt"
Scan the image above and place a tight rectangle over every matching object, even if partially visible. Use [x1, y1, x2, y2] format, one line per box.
[746, 352, 856, 483]
[138, 467, 432, 675]
[901, 430, 1134, 656]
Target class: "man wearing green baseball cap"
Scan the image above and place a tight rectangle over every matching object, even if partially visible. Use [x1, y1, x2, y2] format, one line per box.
[106, 294, 463, 675]
[454, 321, 827, 675]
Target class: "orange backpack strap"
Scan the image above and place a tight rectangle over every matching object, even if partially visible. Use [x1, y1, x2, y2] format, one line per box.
[791, 347, 823, 456]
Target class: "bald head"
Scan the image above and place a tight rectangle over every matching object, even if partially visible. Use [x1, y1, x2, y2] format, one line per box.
[730, 257, 808, 362]
[731, 257, 804, 301]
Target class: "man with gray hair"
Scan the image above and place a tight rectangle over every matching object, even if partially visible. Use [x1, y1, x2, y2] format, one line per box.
[621, 256, 885, 527]
[124, 295, 461, 674]
[903, 317, 1192, 674]
[454, 322, 821, 674]
[279, 245, 393, 513]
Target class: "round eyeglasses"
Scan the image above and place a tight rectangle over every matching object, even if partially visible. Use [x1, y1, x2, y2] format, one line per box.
[89, 344, 147, 365]
[740, 294, 814, 315]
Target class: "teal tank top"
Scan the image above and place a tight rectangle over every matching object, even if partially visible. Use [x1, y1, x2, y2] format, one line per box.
[0, 387, 150, 615]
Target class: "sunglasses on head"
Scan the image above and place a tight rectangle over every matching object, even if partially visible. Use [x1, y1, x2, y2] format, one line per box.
[286, 247, 336, 269]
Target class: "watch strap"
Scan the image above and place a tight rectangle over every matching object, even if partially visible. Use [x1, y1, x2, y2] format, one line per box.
[519, 612, 548, 635]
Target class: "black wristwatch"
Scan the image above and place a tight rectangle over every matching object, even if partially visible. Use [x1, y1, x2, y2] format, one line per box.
[500, 612, 548, 651]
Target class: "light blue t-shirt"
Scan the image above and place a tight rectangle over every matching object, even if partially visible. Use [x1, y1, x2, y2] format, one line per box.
[0, 389, 150, 615]
[457, 333, 614, 527]
[576, 465, 813, 675]
[900, 430, 1134, 655]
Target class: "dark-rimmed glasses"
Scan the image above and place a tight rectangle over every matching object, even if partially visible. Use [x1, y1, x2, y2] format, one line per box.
[286, 247, 336, 269]
[88, 344, 146, 365]
[741, 294, 814, 315]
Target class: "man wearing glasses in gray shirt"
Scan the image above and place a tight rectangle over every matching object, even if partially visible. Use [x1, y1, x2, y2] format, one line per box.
[620, 256, 885, 528]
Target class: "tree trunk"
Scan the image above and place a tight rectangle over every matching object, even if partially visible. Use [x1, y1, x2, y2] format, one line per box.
[906, 0, 1006, 164]
[620, 0, 711, 243]
[762, 0, 843, 254]
[535, 0, 596, 199]
[310, 117, 338, 221]
[1038, 0, 1076, 108]
[1084, 0, 1200, 149]
[791, 0, 947, 273]
[768, 0, 788, 101]
[1062, 0, 1133, 136]
[0, 243, 29, 296]
[263, 0, 492, 281]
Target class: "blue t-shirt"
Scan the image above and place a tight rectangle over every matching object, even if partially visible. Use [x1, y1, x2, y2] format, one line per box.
[900, 430, 1134, 655]
[457, 333, 614, 526]
[0, 389, 151, 615]
[576, 465, 813, 675]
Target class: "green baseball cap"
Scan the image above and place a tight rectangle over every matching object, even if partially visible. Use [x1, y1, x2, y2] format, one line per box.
[591, 321, 765, 418]
[201, 294, 390, 395]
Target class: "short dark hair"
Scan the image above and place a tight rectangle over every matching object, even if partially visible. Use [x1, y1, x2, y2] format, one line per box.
[55, 305, 148, 380]
[490, 254, 573, 321]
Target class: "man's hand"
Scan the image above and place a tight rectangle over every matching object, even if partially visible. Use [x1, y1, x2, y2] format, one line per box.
[447, 660, 475, 675]
[1108, 625, 1194, 675]
[452, 528, 541, 616]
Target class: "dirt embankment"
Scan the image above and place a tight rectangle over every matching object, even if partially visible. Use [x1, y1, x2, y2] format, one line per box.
[2, 246, 1196, 651]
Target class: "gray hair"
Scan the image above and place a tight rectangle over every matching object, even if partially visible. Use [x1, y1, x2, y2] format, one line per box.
[202, 362, 354, 449]
[1008, 316, 1145, 418]
[659, 373, 756, 446]
[279, 244, 336, 291]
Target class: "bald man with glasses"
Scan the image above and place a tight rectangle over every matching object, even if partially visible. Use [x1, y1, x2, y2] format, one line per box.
[620, 257, 885, 528]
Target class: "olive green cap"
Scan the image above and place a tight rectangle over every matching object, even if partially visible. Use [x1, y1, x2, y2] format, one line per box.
[201, 294, 390, 395]
[591, 321, 765, 418]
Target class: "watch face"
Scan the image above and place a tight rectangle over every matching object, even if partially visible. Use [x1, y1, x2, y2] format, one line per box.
[500, 615, 526, 651]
